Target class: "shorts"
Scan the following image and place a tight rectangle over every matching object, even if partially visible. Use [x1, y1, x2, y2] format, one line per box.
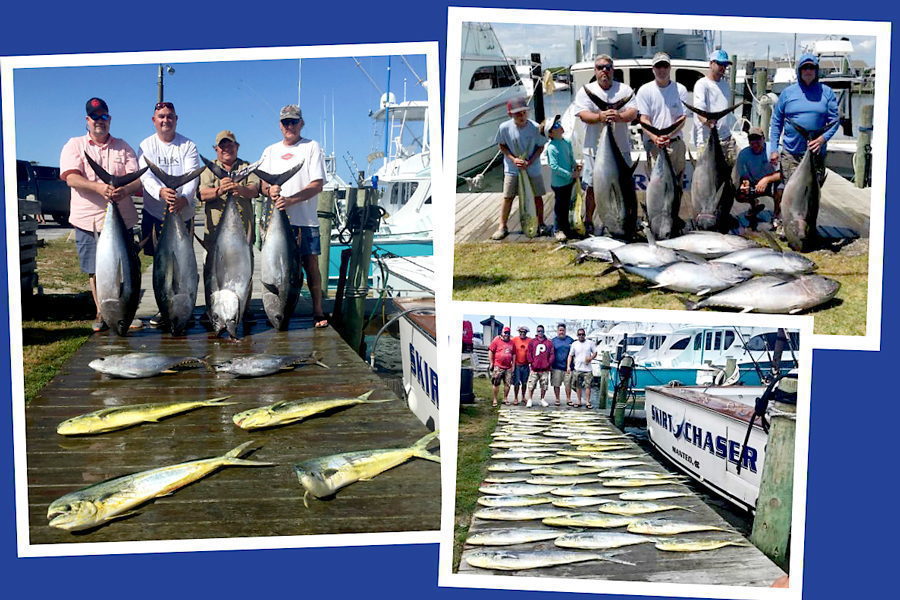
[290, 225, 322, 256]
[74, 227, 99, 274]
[491, 366, 512, 386]
[503, 172, 547, 199]
[643, 137, 686, 180]
[551, 369, 572, 388]
[573, 370, 593, 390]
[526, 370, 550, 393]
[513, 364, 530, 386]
[141, 209, 192, 257]
[779, 151, 826, 188]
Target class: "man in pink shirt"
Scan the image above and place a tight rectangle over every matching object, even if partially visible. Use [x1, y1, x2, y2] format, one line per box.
[59, 97, 143, 333]
[525, 324, 554, 408]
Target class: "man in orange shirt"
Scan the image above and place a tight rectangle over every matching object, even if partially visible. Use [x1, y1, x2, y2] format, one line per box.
[510, 325, 532, 405]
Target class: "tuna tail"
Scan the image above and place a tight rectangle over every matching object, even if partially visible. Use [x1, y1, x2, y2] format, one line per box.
[200, 155, 229, 180]
[410, 431, 441, 463]
[583, 86, 634, 111]
[230, 159, 262, 183]
[640, 115, 686, 139]
[219, 440, 276, 466]
[760, 230, 784, 252]
[681, 101, 745, 123]
[84, 152, 149, 188]
[143, 158, 207, 190]
[254, 160, 306, 187]
[599, 251, 624, 276]
[786, 118, 841, 141]
[679, 297, 701, 311]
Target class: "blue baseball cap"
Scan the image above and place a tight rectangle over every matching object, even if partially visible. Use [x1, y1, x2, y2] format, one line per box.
[709, 49, 732, 64]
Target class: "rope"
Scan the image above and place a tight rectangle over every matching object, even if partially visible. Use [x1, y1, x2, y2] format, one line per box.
[767, 404, 797, 421]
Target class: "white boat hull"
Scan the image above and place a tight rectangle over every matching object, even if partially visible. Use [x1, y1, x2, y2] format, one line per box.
[397, 299, 439, 430]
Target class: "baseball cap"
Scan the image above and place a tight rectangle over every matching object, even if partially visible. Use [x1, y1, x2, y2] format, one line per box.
[540, 114, 562, 137]
[517, 325, 529, 332]
[502, 326, 511, 334]
[748, 126, 766, 140]
[652, 52, 671, 67]
[709, 49, 732, 65]
[280, 104, 303, 120]
[506, 97, 529, 114]
[85, 97, 109, 116]
[215, 130, 238, 145]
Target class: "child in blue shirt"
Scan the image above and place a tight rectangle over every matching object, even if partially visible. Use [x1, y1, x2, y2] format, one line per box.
[544, 115, 581, 241]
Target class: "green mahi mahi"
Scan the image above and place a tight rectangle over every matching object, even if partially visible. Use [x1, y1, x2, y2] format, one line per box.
[232, 390, 387, 430]
[57, 396, 235, 435]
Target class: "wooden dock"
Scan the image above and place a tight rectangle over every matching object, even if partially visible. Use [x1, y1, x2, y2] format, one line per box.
[25, 318, 441, 544]
[455, 168, 871, 243]
[457, 405, 786, 586]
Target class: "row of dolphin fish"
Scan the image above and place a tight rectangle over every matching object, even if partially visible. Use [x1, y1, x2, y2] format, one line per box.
[88, 351, 328, 379]
[86, 152, 305, 339]
[561, 228, 838, 313]
[48, 431, 439, 531]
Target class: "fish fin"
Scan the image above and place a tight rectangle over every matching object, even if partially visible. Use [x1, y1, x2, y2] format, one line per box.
[303, 490, 310, 509]
[223, 439, 258, 459]
[682, 101, 745, 123]
[696, 288, 712, 296]
[222, 457, 277, 467]
[411, 430, 441, 463]
[203, 396, 235, 406]
[740, 306, 754, 313]
[642, 223, 656, 245]
[358, 390, 376, 401]
[789, 308, 803, 315]
[254, 160, 305, 187]
[759, 230, 783, 252]
[681, 506, 696, 513]
[583, 86, 612, 111]
[678, 297, 700, 311]
[111, 165, 149, 188]
[104, 509, 143, 523]
[648, 283, 666, 289]
[322, 468, 340, 478]
[161, 369, 177, 374]
[598, 551, 637, 567]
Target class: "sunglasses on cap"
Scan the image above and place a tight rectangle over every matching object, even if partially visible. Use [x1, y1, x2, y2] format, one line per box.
[88, 113, 111, 122]
[281, 118, 301, 126]
[595, 64, 613, 71]
[154, 101, 175, 111]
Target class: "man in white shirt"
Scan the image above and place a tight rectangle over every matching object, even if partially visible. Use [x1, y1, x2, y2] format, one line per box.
[258, 105, 329, 328]
[574, 55, 638, 235]
[636, 52, 689, 179]
[567, 328, 597, 409]
[693, 49, 737, 163]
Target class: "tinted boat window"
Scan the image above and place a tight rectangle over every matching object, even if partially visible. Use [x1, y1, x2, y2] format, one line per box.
[670, 336, 690, 350]
[675, 69, 704, 93]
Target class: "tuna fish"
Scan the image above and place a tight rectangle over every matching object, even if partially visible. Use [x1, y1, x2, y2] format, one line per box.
[554, 531, 658, 550]
[585, 89, 639, 239]
[555, 235, 625, 264]
[656, 231, 760, 258]
[88, 353, 210, 379]
[780, 118, 839, 251]
[682, 274, 840, 314]
[465, 528, 564, 546]
[57, 396, 234, 435]
[465, 549, 634, 570]
[214, 352, 328, 377]
[232, 390, 386, 430]
[641, 118, 687, 239]
[711, 246, 817, 275]
[682, 102, 744, 231]
[608, 254, 753, 295]
[293, 431, 440, 506]
[143, 158, 207, 336]
[48, 441, 273, 531]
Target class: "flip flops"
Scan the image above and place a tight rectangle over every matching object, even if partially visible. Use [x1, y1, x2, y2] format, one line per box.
[314, 314, 329, 328]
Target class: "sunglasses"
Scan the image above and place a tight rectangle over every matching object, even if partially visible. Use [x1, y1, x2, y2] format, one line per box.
[749, 135, 764, 142]
[281, 118, 301, 126]
[595, 64, 613, 71]
[88, 113, 111, 122]
[154, 101, 175, 111]
[218, 140, 236, 149]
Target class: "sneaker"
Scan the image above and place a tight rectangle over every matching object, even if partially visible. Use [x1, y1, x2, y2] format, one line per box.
[554, 230, 567, 242]
[490, 226, 509, 241]
[525, 399, 533, 408]
[540, 399, 549, 407]
[128, 319, 144, 331]
[92, 318, 108, 333]
[148, 312, 168, 329]
[537, 224, 550, 237]
[585, 222, 595, 236]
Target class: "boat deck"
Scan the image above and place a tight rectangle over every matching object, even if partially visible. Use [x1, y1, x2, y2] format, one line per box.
[25, 317, 441, 545]
[457, 403, 786, 586]
[455, 167, 870, 243]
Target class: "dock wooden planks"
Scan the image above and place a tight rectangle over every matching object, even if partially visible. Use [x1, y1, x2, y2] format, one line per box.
[25, 319, 441, 544]
[457, 405, 786, 587]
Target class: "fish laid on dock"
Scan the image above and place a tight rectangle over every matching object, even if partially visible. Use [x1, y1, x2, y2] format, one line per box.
[551, 497, 616, 509]
[479, 483, 559, 496]
[609, 257, 753, 296]
[618, 489, 690, 501]
[465, 528, 564, 546]
[474, 506, 572, 521]
[656, 231, 760, 258]
[47, 440, 273, 531]
[682, 274, 840, 314]
[57, 396, 235, 435]
[526, 475, 600, 486]
[554, 531, 658, 550]
[88, 353, 210, 379]
[654, 538, 752, 552]
[627, 519, 734, 535]
[597, 501, 695, 516]
[530, 465, 604, 476]
[519, 455, 579, 465]
[483, 474, 531, 484]
[294, 431, 440, 507]
[550, 484, 623, 497]
[465, 549, 634, 571]
[476, 495, 554, 508]
[215, 352, 329, 377]
[542, 513, 639, 529]
[488, 462, 542, 472]
[232, 390, 386, 430]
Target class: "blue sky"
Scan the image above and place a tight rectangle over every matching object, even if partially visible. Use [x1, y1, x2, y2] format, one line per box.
[12, 54, 428, 184]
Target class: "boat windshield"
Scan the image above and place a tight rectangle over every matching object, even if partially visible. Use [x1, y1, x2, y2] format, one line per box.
[745, 332, 801, 351]
[469, 65, 520, 90]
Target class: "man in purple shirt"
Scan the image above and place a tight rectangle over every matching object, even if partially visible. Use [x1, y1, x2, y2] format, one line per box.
[525, 325, 554, 408]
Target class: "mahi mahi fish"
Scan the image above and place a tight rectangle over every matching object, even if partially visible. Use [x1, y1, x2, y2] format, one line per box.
[232, 390, 386, 430]
[474, 506, 572, 521]
[598, 500, 695, 516]
[542, 513, 639, 528]
[214, 352, 329, 377]
[84, 153, 147, 336]
[479, 483, 558, 496]
[655, 538, 752, 552]
[144, 158, 207, 336]
[642, 117, 687, 240]
[682, 101, 744, 232]
[465, 549, 634, 571]
[466, 528, 564, 546]
[88, 353, 210, 378]
[554, 531, 658, 550]
[627, 518, 734, 535]
[57, 396, 235, 435]
[253, 162, 306, 329]
[584, 88, 639, 240]
[476, 495, 554, 508]
[682, 273, 840, 314]
[780, 118, 839, 251]
[47, 440, 273, 531]
[293, 431, 440, 507]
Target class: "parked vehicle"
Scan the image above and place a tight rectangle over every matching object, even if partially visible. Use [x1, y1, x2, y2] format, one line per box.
[17, 160, 71, 225]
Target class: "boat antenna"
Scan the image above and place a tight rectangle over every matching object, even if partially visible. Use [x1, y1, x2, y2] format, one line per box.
[399, 55, 425, 87]
[298, 59, 302, 106]
[352, 57, 383, 94]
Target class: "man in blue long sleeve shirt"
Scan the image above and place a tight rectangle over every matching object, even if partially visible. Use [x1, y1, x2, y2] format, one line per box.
[768, 53, 839, 200]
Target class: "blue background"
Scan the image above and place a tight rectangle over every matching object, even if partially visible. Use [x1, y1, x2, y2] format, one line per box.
[0, 2, 894, 598]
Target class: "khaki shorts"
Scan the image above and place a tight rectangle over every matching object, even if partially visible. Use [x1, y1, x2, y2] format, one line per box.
[573, 371, 593, 390]
[526, 370, 550, 393]
[779, 151, 826, 187]
[503, 172, 547, 199]
[551, 369, 572, 388]
[491, 366, 512, 386]
[644, 137, 686, 179]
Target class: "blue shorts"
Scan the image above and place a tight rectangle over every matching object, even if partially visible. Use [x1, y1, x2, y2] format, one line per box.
[291, 225, 321, 256]
[141, 209, 192, 256]
[74, 227, 98, 274]
[513, 364, 530, 386]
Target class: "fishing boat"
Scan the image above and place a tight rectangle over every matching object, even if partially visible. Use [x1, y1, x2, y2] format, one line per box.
[644, 371, 797, 513]
[458, 22, 529, 176]
[371, 253, 434, 297]
[392, 297, 438, 430]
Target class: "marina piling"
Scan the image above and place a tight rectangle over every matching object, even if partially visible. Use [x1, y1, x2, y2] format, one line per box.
[597, 351, 610, 409]
[854, 104, 873, 188]
[753, 69, 768, 129]
[317, 190, 335, 299]
[341, 188, 378, 356]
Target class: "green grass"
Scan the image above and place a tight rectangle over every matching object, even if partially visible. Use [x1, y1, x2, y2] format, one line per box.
[453, 376, 499, 571]
[453, 238, 869, 336]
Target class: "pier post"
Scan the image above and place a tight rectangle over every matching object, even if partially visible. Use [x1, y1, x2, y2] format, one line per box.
[531, 53, 545, 124]
[598, 351, 610, 409]
[612, 385, 626, 428]
[729, 55, 738, 105]
[317, 190, 335, 298]
[753, 69, 768, 128]
[750, 398, 795, 571]
[341, 188, 376, 356]
[854, 104, 873, 188]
